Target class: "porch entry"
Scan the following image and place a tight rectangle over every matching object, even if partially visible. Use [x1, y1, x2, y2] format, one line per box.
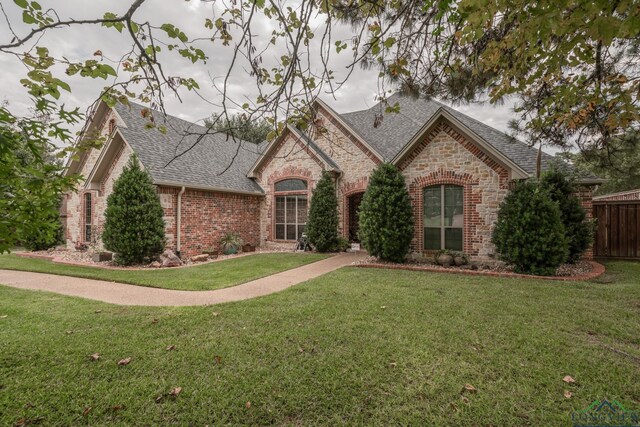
[347, 192, 364, 242]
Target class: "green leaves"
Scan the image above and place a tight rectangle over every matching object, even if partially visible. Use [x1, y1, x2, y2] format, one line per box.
[102, 156, 166, 265]
[161, 23, 189, 43]
[307, 171, 339, 252]
[359, 163, 414, 263]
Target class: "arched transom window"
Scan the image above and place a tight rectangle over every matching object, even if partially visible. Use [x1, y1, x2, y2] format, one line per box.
[274, 179, 308, 240]
[423, 184, 463, 250]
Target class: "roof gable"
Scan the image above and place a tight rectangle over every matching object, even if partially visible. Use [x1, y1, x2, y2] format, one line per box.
[339, 93, 561, 176]
[393, 108, 528, 179]
[247, 125, 340, 178]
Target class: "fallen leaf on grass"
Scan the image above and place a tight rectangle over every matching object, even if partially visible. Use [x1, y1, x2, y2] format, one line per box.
[89, 353, 100, 361]
[564, 390, 573, 399]
[155, 395, 164, 404]
[95, 310, 102, 314]
[212, 312, 220, 317]
[117, 358, 131, 366]
[65, 330, 73, 335]
[213, 355, 222, 364]
[166, 345, 176, 351]
[461, 384, 477, 394]
[246, 401, 251, 409]
[389, 362, 397, 368]
[82, 407, 92, 417]
[563, 375, 576, 384]
[0, 315, 8, 319]
[112, 405, 125, 411]
[461, 395, 470, 404]
[169, 387, 182, 397]
[449, 402, 458, 411]
[380, 306, 387, 309]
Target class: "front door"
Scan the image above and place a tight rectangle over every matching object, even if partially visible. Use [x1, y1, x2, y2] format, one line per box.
[348, 192, 364, 242]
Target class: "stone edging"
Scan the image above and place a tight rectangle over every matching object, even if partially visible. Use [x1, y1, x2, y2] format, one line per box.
[353, 261, 606, 281]
[14, 251, 257, 271]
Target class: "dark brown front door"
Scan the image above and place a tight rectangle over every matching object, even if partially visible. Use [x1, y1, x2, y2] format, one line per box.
[348, 192, 364, 242]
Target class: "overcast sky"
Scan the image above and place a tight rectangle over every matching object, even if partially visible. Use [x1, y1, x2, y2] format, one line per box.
[0, 0, 518, 138]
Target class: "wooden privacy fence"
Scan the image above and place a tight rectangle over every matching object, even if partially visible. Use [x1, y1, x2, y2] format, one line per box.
[593, 201, 640, 259]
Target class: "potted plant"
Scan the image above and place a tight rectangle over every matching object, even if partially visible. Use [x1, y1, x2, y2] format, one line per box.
[220, 232, 243, 255]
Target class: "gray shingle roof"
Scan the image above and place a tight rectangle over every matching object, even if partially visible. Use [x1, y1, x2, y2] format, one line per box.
[340, 93, 561, 175]
[114, 102, 264, 194]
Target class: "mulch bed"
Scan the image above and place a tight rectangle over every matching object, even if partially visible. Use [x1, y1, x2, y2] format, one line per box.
[16, 248, 256, 270]
[352, 256, 605, 281]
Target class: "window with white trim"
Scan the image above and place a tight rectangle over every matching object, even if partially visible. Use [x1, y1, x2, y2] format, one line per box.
[423, 184, 463, 250]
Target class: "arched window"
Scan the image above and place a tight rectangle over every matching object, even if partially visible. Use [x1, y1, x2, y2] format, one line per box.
[274, 179, 308, 240]
[274, 179, 307, 192]
[423, 185, 463, 250]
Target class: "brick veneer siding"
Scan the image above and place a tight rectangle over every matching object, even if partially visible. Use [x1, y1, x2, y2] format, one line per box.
[66, 110, 130, 249]
[400, 121, 511, 258]
[312, 106, 380, 237]
[158, 186, 262, 257]
[256, 131, 324, 243]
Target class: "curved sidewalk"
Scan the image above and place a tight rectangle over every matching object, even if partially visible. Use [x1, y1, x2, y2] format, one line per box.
[0, 252, 365, 307]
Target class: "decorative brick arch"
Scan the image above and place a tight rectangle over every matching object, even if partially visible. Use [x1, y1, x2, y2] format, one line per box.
[265, 166, 314, 242]
[398, 120, 511, 190]
[340, 176, 369, 239]
[409, 169, 481, 255]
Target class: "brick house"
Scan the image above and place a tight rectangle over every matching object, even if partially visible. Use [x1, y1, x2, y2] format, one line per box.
[64, 93, 601, 259]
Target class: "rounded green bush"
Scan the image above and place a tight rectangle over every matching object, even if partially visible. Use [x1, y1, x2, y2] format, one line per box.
[540, 169, 593, 263]
[492, 180, 568, 275]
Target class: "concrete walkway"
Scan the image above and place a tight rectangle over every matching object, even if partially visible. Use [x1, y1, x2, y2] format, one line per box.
[0, 252, 366, 307]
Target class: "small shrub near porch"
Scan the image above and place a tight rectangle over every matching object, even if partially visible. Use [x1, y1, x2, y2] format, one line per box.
[102, 156, 166, 266]
[359, 163, 414, 263]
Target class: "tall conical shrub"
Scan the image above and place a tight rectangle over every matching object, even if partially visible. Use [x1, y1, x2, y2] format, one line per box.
[359, 163, 414, 263]
[306, 171, 339, 252]
[492, 180, 568, 275]
[540, 169, 592, 263]
[102, 156, 166, 265]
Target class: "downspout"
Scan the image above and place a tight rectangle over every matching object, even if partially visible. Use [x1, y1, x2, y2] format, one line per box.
[176, 186, 186, 258]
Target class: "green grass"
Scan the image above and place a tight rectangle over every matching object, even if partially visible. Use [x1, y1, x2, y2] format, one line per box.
[0, 261, 639, 426]
[0, 253, 328, 291]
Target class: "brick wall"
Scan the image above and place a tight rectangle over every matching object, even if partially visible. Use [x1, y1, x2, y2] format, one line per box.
[159, 187, 261, 257]
[401, 121, 511, 258]
[66, 110, 127, 249]
[312, 106, 380, 237]
[255, 130, 325, 243]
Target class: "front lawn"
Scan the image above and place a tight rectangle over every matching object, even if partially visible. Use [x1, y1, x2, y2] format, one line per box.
[0, 262, 638, 425]
[0, 253, 328, 291]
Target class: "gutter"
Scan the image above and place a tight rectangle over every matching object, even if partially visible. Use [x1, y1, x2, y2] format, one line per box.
[176, 186, 186, 257]
[154, 180, 264, 196]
